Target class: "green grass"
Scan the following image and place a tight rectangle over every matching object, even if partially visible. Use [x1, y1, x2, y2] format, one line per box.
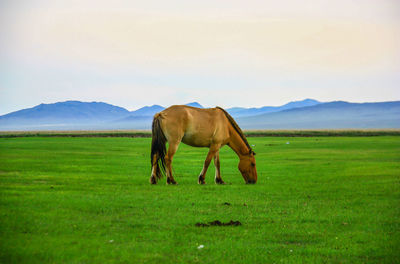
[0, 136, 399, 263]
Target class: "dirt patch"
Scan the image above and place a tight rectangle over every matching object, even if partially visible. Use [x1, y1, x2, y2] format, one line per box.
[195, 220, 242, 227]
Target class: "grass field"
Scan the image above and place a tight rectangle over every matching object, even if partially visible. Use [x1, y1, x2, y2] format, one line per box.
[0, 136, 399, 263]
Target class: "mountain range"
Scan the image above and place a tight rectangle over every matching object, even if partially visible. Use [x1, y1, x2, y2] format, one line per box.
[0, 99, 399, 130]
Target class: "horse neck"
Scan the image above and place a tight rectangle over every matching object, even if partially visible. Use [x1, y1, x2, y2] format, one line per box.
[228, 128, 250, 159]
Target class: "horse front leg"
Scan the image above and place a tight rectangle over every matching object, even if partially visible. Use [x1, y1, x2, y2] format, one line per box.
[198, 145, 219, 184]
[213, 151, 225, 184]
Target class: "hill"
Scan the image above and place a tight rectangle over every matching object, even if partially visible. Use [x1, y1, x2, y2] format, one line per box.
[186, 102, 204, 108]
[227, 99, 320, 117]
[237, 101, 400, 129]
[0, 101, 131, 130]
[113, 102, 205, 129]
[129, 105, 164, 117]
[128, 102, 203, 118]
[1, 99, 399, 130]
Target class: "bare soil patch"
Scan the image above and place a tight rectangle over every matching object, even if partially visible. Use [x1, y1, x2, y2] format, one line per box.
[195, 220, 242, 227]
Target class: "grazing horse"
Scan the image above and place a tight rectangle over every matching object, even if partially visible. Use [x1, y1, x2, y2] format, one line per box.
[150, 105, 257, 184]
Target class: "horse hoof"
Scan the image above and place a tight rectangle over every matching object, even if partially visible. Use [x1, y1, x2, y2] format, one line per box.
[150, 177, 157, 184]
[167, 178, 177, 185]
[215, 178, 225, 184]
[198, 175, 206, 184]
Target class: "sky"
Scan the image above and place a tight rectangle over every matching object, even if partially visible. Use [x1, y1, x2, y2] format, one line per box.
[1, 0, 399, 115]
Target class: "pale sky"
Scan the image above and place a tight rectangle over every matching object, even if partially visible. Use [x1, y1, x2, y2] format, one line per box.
[1, 0, 399, 115]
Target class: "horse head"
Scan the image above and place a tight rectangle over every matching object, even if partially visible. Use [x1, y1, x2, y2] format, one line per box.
[238, 151, 257, 184]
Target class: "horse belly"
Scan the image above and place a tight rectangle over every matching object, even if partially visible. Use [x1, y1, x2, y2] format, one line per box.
[181, 130, 213, 147]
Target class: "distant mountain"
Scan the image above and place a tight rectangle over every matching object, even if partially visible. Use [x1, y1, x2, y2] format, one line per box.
[1, 99, 398, 130]
[281, 99, 321, 110]
[227, 99, 320, 117]
[1, 100, 130, 120]
[128, 102, 203, 118]
[117, 102, 203, 128]
[186, 102, 203, 108]
[130, 105, 164, 117]
[0, 101, 131, 129]
[237, 101, 400, 129]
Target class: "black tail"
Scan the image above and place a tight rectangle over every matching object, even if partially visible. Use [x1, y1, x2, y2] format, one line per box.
[151, 114, 167, 181]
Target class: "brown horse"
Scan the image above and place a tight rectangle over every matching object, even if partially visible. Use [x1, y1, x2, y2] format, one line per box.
[150, 105, 257, 184]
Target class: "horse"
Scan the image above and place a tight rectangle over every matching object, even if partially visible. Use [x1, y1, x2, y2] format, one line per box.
[150, 105, 257, 184]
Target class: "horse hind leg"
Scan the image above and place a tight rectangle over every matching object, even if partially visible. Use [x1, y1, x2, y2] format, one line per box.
[165, 141, 179, 185]
[150, 154, 159, 184]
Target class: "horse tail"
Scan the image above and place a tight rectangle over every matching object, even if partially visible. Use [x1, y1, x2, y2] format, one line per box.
[151, 113, 167, 180]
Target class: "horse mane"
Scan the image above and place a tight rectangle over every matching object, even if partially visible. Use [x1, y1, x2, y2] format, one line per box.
[216, 107, 254, 154]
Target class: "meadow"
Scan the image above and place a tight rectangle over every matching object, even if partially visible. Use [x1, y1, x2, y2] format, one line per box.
[0, 135, 399, 263]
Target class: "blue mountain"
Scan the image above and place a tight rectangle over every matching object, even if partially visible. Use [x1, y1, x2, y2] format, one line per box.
[115, 102, 204, 128]
[1, 99, 398, 130]
[237, 101, 400, 129]
[128, 102, 203, 118]
[227, 99, 320, 117]
[0, 101, 130, 124]
[130, 105, 164, 117]
[186, 102, 203, 108]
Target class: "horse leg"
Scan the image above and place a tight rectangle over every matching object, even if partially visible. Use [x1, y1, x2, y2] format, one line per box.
[150, 154, 159, 184]
[213, 151, 225, 184]
[165, 141, 179, 185]
[198, 145, 219, 185]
